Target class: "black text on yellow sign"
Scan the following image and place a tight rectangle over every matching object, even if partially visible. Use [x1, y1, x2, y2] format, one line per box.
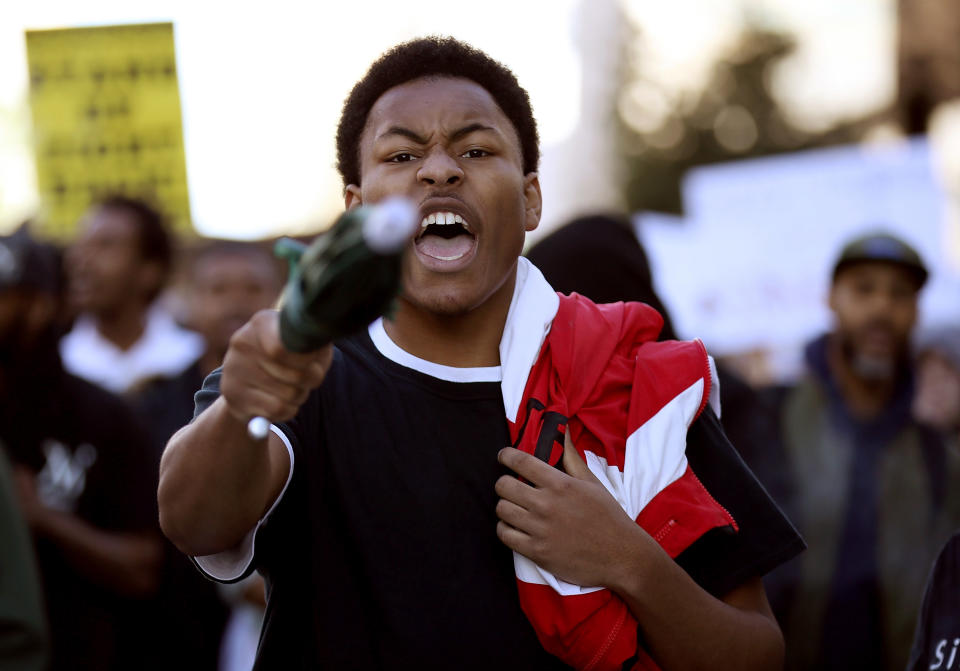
[26, 22, 192, 238]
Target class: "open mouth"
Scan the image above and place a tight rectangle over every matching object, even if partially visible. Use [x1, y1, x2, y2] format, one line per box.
[414, 211, 476, 261]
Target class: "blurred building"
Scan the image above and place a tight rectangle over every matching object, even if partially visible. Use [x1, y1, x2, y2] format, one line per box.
[532, 0, 629, 243]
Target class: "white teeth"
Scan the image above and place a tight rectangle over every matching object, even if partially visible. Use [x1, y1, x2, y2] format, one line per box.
[419, 211, 469, 230]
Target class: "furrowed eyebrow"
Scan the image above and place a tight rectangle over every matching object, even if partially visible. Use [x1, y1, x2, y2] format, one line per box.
[375, 123, 497, 145]
[450, 123, 496, 142]
[376, 126, 428, 144]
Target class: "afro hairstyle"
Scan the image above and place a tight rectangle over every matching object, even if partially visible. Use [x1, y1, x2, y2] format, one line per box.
[335, 36, 540, 188]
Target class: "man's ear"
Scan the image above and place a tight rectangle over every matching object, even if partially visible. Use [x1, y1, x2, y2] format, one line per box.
[344, 185, 363, 211]
[523, 173, 542, 233]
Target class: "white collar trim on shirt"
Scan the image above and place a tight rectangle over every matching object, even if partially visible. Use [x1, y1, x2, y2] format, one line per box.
[367, 257, 559, 420]
[368, 319, 503, 383]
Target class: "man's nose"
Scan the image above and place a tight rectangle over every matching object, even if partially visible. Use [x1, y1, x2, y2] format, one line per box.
[867, 287, 899, 313]
[417, 149, 463, 186]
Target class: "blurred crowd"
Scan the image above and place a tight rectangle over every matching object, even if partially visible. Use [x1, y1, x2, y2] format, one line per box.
[1, 197, 284, 671]
[1, 196, 959, 670]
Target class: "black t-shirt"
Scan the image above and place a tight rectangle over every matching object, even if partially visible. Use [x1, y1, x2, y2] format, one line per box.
[133, 359, 206, 461]
[2, 360, 159, 671]
[194, 329, 803, 669]
[907, 531, 960, 671]
[133, 360, 229, 670]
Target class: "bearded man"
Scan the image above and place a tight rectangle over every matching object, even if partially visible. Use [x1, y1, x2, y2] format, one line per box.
[763, 232, 960, 670]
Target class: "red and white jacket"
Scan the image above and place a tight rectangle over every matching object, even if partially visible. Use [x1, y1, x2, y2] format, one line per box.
[501, 259, 737, 671]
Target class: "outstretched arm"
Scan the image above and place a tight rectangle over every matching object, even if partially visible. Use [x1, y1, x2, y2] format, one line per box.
[495, 436, 784, 671]
[158, 310, 332, 557]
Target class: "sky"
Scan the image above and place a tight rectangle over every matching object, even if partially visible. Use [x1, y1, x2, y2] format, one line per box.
[0, 0, 897, 239]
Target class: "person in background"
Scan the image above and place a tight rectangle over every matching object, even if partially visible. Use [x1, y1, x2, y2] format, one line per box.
[907, 531, 960, 671]
[0, 443, 48, 671]
[525, 214, 678, 335]
[906, 326, 960, 670]
[912, 325, 960, 440]
[135, 239, 284, 671]
[136, 239, 285, 454]
[0, 229, 51, 671]
[763, 232, 960, 670]
[525, 213, 783, 490]
[60, 195, 203, 395]
[0, 227, 162, 671]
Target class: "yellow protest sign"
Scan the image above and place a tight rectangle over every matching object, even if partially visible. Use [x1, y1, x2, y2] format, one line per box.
[25, 22, 192, 238]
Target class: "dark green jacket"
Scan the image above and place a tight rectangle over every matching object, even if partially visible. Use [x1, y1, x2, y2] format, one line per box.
[764, 335, 960, 671]
[0, 446, 49, 671]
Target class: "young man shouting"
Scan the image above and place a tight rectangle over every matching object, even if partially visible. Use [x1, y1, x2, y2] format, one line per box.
[158, 37, 802, 670]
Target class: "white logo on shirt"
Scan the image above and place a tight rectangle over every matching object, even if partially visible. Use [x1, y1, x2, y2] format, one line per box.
[932, 638, 960, 670]
[36, 441, 97, 512]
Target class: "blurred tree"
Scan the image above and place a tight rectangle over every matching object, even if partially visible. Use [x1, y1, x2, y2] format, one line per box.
[617, 27, 886, 214]
[897, 0, 960, 133]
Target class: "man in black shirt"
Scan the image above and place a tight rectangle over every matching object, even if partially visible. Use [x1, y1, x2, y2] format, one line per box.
[1, 228, 162, 670]
[908, 531, 960, 670]
[159, 37, 802, 669]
